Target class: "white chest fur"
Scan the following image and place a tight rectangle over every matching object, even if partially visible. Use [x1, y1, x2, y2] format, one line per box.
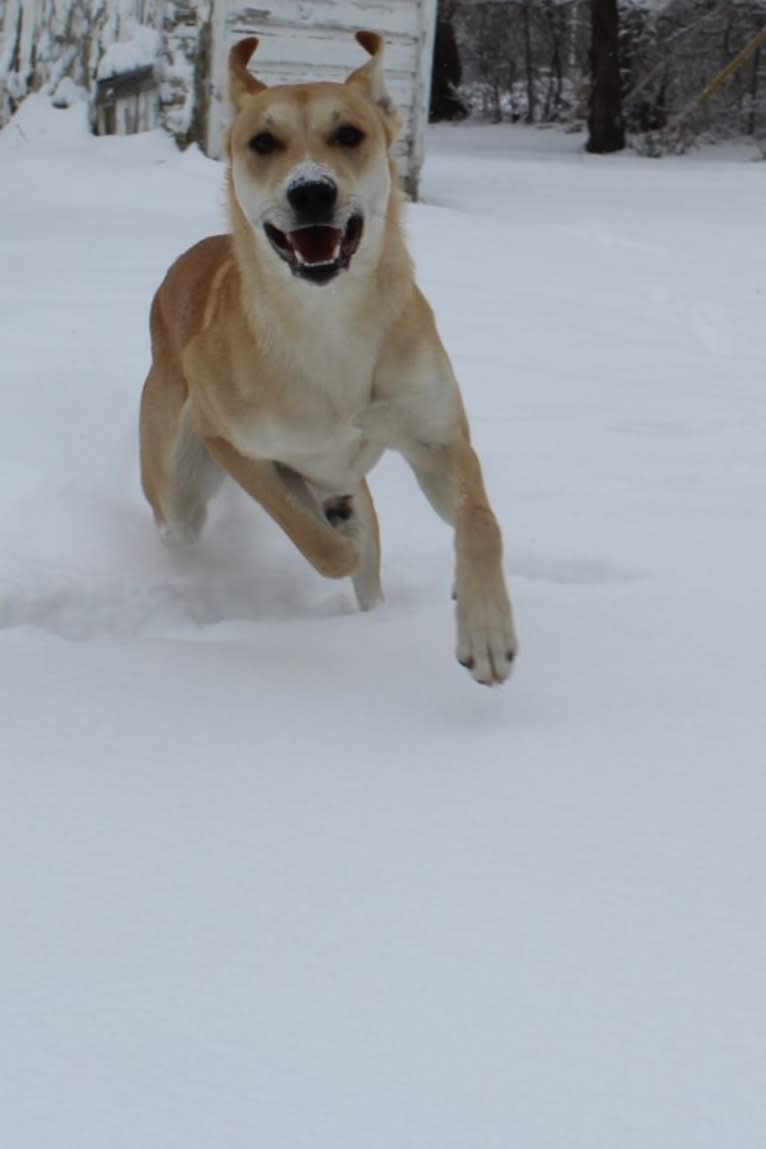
[233, 409, 384, 492]
[233, 300, 387, 492]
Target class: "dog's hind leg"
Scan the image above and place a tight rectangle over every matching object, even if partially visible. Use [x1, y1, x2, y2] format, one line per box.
[140, 365, 223, 545]
[323, 480, 382, 611]
[164, 402, 224, 544]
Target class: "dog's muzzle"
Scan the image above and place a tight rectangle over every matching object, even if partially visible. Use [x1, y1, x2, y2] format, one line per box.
[264, 215, 364, 286]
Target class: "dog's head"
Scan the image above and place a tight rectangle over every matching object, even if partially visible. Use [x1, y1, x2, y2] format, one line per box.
[227, 32, 401, 287]
[227, 31, 401, 287]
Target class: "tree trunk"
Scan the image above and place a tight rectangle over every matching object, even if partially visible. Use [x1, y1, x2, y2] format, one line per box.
[747, 45, 760, 136]
[587, 0, 625, 153]
[522, 1, 535, 124]
[429, 0, 467, 122]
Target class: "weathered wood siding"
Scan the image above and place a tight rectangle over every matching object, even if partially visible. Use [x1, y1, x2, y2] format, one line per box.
[209, 0, 437, 197]
[1, 0, 157, 122]
[0, 0, 211, 143]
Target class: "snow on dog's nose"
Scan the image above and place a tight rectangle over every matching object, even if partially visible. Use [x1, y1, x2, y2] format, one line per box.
[286, 176, 338, 225]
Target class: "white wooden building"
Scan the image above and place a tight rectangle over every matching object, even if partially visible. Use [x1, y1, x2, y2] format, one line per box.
[208, 1, 437, 197]
[0, 0, 437, 197]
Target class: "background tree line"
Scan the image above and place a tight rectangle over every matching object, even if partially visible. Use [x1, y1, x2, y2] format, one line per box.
[430, 0, 766, 151]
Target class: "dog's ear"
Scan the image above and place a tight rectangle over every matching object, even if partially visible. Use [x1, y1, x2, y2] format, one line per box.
[346, 31, 400, 138]
[229, 38, 266, 109]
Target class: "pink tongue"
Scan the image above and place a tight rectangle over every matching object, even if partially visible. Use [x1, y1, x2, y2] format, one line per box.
[290, 226, 341, 263]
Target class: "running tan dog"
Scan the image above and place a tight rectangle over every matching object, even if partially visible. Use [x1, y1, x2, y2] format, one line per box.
[140, 31, 517, 685]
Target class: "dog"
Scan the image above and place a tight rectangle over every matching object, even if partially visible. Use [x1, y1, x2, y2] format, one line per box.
[139, 31, 517, 685]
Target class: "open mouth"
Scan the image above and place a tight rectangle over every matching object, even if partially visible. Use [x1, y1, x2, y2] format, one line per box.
[264, 216, 363, 285]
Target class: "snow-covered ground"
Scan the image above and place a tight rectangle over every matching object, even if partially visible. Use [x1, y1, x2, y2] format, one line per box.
[1, 103, 765, 1147]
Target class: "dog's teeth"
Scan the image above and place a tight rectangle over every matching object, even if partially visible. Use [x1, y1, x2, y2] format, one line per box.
[294, 249, 305, 265]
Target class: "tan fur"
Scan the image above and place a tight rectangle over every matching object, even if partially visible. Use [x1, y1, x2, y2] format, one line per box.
[139, 31, 517, 684]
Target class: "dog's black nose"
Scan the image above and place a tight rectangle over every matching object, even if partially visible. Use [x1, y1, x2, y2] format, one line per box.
[286, 178, 338, 222]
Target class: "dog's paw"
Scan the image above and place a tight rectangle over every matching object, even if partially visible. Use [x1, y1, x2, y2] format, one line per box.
[455, 578, 518, 686]
[312, 531, 359, 580]
[157, 508, 206, 548]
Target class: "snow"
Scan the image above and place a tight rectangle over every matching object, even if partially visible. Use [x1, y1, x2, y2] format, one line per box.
[1, 108, 765, 1148]
[96, 22, 160, 81]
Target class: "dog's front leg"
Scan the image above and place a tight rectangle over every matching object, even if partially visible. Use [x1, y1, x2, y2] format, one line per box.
[406, 435, 518, 686]
[322, 480, 382, 612]
[204, 437, 358, 580]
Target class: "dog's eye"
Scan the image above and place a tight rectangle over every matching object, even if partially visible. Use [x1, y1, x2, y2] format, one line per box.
[249, 131, 279, 156]
[335, 124, 365, 148]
